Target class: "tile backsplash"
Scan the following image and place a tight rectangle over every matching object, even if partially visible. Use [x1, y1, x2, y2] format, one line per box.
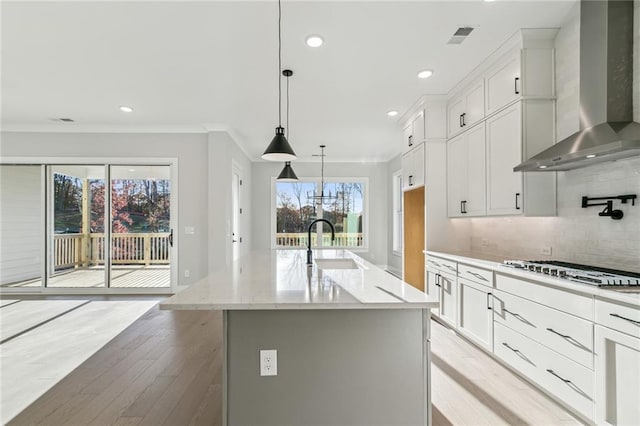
[471, 157, 640, 272]
[470, 2, 640, 273]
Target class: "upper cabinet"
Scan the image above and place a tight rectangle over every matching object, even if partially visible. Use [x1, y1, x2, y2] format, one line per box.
[444, 29, 558, 218]
[485, 50, 521, 116]
[447, 123, 486, 217]
[447, 79, 484, 138]
[401, 142, 425, 191]
[401, 102, 447, 154]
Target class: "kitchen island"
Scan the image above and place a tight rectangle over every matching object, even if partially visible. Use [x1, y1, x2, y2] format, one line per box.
[161, 249, 438, 426]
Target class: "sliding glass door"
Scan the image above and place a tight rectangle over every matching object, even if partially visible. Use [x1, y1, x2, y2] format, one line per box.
[0, 162, 173, 292]
[47, 165, 106, 288]
[109, 166, 171, 288]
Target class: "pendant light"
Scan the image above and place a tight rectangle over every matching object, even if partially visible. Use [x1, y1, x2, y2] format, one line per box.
[307, 145, 341, 205]
[277, 69, 298, 181]
[262, 0, 297, 162]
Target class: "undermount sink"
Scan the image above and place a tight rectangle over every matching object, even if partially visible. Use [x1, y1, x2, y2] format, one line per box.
[314, 258, 359, 270]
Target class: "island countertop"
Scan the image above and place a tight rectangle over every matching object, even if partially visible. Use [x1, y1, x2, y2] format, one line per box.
[160, 249, 438, 310]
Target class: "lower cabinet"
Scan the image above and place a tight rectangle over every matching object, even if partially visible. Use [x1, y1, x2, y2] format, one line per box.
[457, 277, 493, 351]
[438, 272, 457, 328]
[494, 323, 594, 420]
[594, 325, 640, 425]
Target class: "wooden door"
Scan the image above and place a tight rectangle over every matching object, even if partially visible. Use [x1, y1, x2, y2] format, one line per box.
[403, 187, 424, 291]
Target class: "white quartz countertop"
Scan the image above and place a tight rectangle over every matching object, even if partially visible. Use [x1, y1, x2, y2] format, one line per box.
[425, 250, 640, 306]
[161, 250, 438, 310]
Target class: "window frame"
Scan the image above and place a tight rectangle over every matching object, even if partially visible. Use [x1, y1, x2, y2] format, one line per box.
[270, 176, 369, 251]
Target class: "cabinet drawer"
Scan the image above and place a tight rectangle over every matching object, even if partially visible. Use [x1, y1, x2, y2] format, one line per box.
[595, 298, 640, 338]
[495, 273, 594, 321]
[458, 263, 493, 286]
[425, 256, 457, 275]
[494, 323, 594, 420]
[493, 289, 594, 369]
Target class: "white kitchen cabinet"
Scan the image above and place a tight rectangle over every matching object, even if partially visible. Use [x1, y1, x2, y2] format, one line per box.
[447, 123, 486, 217]
[401, 110, 426, 153]
[425, 268, 441, 316]
[595, 325, 640, 426]
[438, 271, 457, 328]
[447, 79, 485, 138]
[485, 49, 521, 116]
[401, 143, 425, 191]
[485, 100, 556, 216]
[457, 277, 493, 351]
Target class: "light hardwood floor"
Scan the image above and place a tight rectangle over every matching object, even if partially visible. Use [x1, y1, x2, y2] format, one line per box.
[7, 301, 582, 426]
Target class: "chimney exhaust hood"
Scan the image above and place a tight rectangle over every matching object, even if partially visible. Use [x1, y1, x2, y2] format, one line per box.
[514, 0, 640, 172]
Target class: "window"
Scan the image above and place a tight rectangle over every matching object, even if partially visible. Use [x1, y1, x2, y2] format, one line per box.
[392, 171, 403, 254]
[274, 179, 367, 249]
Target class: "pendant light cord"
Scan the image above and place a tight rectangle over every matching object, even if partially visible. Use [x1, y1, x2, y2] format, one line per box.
[286, 74, 290, 137]
[278, 0, 282, 127]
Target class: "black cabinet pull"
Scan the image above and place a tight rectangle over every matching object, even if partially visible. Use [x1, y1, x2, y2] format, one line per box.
[435, 273, 441, 287]
[459, 114, 463, 128]
[409, 175, 413, 186]
[460, 201, 464, 214]
[515, 193, 521, 210]
[487, 292, 492, 310]
[462, 200, 467, 214]
[610, 313, 640, 325]
[546, 328, 572, 339]
[408, 134, 413, 147]
[546, 369, 571, 383]
[502, 342, 520, 353]
[515, 77, 520, 95]
[461, 113, 466, 126]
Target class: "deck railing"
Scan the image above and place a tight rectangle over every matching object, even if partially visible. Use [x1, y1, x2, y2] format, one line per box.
[275, 232, 363, 248]
[53, 232, 171, 270]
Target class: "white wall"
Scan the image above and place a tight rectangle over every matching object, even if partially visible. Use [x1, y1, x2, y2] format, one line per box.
[207, 131, 252, 273]
[0, 165, 42, 284]
[252, 161, 388, 265]
[469, 3, 640, 273]
[0, 131, 213, 285]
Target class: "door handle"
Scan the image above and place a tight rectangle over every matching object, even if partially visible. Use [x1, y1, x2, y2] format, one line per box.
[515, 193, 521, 210]
[514, 77, 520, 95]
[168, 229, 174, 247]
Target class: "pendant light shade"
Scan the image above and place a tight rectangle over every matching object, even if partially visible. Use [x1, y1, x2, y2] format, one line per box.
[262, 0, 297, 162]
[262, 127, 296, 161]
[277, 161, 298, 181]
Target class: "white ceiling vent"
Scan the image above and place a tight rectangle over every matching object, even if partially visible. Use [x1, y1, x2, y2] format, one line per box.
[448, 27, 475, 44]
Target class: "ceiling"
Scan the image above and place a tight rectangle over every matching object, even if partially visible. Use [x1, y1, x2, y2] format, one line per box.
[1, 0, 577, 162]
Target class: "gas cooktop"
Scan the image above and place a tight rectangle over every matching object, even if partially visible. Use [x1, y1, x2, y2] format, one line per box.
[502, 260, 640, 288]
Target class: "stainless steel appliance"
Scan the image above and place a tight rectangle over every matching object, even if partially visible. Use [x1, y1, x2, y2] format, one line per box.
[502, 260, 640, 287]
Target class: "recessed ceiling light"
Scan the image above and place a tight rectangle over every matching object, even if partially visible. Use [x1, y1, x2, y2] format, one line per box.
[417, 70, 433, 79]
[484, 0, 496, 2]
[306, 35, 324, 47]
[586, 154, 596, 158]
[539, 165, 548, 169]
[120, 106, 133, 113]
[129, 168, 136, 172]
[387, 110, 398, 117]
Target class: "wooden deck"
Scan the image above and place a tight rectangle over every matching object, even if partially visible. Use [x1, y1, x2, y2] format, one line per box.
[1, 267, 170, 289]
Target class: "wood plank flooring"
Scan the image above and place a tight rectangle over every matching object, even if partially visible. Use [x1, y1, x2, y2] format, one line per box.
[7, 302, 582, 426]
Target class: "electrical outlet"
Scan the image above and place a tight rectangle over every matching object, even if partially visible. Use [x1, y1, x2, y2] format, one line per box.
[540, 246, 552, 256]
[260, 349, 277, 376]
[481, 238, 489, 247]
[184, 269, 190, 278]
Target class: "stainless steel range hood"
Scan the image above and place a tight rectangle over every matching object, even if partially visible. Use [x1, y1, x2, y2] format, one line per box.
[515, 0, 640, 172]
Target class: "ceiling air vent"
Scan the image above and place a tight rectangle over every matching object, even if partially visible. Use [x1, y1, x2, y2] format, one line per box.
[448, 27, 474, 45]
[50, 118, 75, 122]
